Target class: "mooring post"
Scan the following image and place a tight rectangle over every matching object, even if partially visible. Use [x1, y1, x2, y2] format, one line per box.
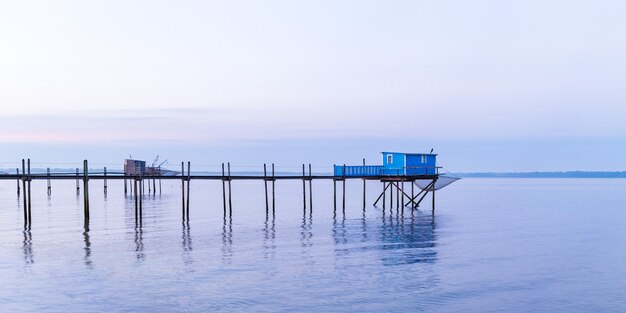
[342, 164, 346, 213]
[134, 177, 138, 220]
[333, 179, 337, 211]
[158, 166, 162, 195]
[124, 163, 128, 195]
[227, 162, 232, 216]
[362, 158, 366, 210]
[432, 179, 437, 214]
[139, 174, 143, 218]
[396, 181, 400, 210]
[401, 180, 405, 208]
[264, 164, 269, 214]
[308, 163, 312, 212]
[222, 163, 226, 217]
[181, 162, 185, 220]
[46, 167, 51, 195]
[302, 164, 306, 212]
[16, 168, 20, 196]
[333, 164, 337, 211]
[27, 159, 32, 225]
[76, 168, 80, 195]
[186, 161, 190, 219]
[271, 163, 275, 214]
[104, 167, 108, 195]
[382, 182, 386, 209]
[21, 160, 27, 224]
[83, 160, 90, 221]
[389, 181, 393, 209]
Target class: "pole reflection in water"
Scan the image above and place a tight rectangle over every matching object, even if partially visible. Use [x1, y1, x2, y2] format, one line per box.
[300, 213, 314, 265]
[23, 226, 34, 266]
[332, 215, 348, 250]
[221, 217, 233, 264]
[181, 221, 192, 266]
[330, 208, 438, 266]
[135, 223, 144, 263]
[83, 221, 93, 268]
[379, 209, 437, 266]
[263, 215, 276, 260]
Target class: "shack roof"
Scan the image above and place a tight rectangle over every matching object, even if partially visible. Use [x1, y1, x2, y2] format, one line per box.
[381, 151, 438, 156]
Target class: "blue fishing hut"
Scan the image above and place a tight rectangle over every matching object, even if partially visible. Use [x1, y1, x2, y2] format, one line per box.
[382, 152, 437, 175]
[334, 152, 438, 177]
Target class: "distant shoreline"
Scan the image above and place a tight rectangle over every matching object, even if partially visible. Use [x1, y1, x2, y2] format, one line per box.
[452, 172, 626, 178]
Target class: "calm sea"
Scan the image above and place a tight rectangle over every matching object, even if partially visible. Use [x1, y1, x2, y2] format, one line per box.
[0, 178, 624, 312]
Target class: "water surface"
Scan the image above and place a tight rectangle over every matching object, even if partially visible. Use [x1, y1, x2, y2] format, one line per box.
[1, 179, 624, 312]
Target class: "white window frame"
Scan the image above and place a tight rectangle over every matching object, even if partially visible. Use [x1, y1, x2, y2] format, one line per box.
[387, 154, 393, 164]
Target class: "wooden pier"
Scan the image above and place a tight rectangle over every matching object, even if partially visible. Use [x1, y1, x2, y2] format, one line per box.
[2, 158, 444, 227]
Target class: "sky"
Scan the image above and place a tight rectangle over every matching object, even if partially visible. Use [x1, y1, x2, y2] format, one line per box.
[1, 0, 625, 172]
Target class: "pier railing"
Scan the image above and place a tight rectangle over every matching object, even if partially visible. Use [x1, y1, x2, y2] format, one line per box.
[333, 165, 441, 177]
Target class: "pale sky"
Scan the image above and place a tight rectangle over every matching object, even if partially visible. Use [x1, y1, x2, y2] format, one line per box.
[1, 1, 625, 172]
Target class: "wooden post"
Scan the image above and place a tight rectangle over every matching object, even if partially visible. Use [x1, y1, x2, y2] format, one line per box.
[342, 164, 346, 213]
[76, 168, 80, 195]
[47, 167, 51, 195]
[362, 158, 366, 210]
[382, 182, 386, 209]
[401, 180, 405, 208]
[333, 179, 337, 211]
[16, 168, 20, 196]
[158, 166, 162, 194]
[432, 179, 437, 214]
[333, 164, 337, 211]
[396, 181, 400, 209]
[134, 177, 138, 221]
[139, 174, 143, 218]
[390, 181, 393, 209]
[302, 164, 306, 212]
[83, 160, 90, 221]
[222, 163, 226, 217]
[227, 162, 232, 216]
[186, 161, 190, 219]
[104, 167, 108, 195]
[21, 160, 27, 223]
[272, 163, 275, 214]
[152, 178, 156, 195]
[27, 159, 31, 225]
[181, 162, 185, 220]
[308, 163, 312, 212]
[124, 163, 127, 195]
[264, 164, 268, 214]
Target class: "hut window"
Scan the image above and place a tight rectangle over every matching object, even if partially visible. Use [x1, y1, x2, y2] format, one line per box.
[387, 155, 393, 164]
[421, 155, 427, 163]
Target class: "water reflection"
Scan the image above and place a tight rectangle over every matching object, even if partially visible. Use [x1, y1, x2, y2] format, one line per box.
[332, 210, 438, 266]
[134, 224, 144, 262]
[300, 214, 314, 265]
[221, 217, 233, 264]
[379, 211, 437, 265]
[263, 215, 276, 260]
[23, 226, 34, 266]
[83, 221, 93, 268]
[181, 221, 193, 266]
